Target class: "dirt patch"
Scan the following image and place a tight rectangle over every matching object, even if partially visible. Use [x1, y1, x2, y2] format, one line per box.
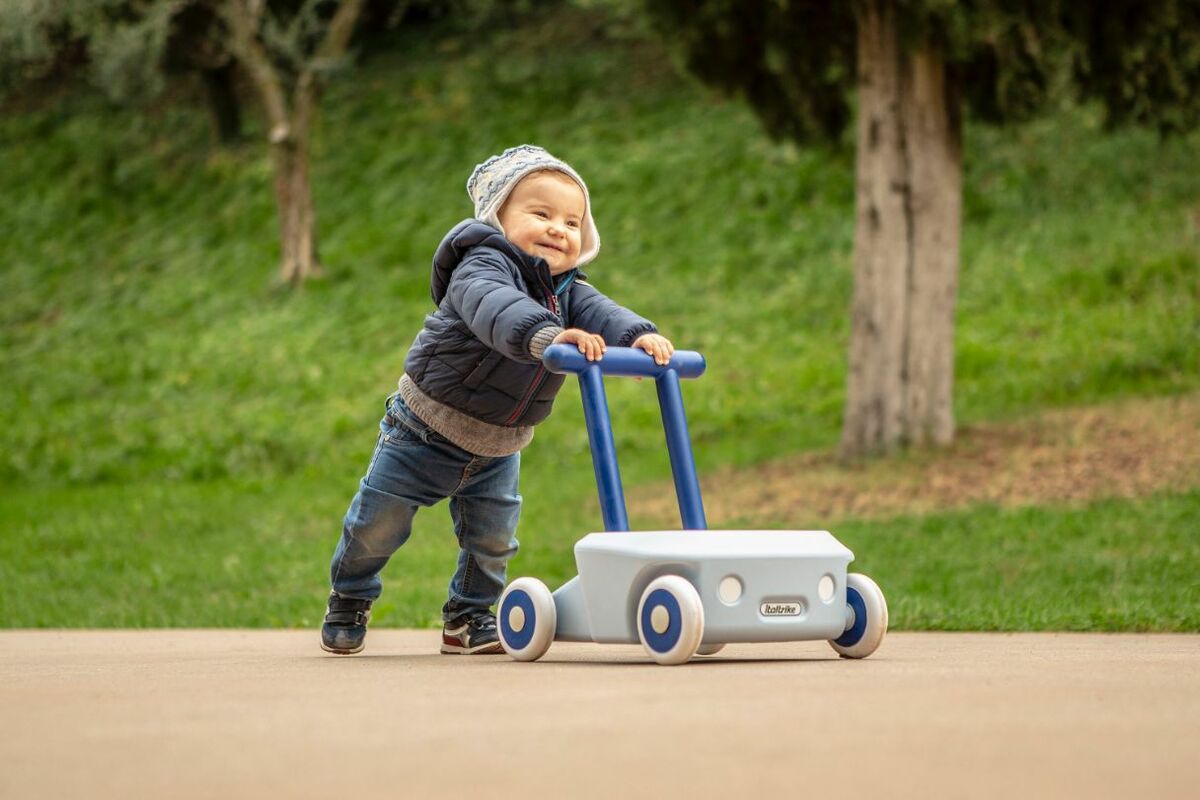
[629, 393, 1200, 526]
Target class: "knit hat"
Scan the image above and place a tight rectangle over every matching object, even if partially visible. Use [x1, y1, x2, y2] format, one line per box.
[467, 145, 600, 267]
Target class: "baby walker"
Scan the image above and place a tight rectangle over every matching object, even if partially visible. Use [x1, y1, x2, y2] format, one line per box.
[497, 345, 888, 665]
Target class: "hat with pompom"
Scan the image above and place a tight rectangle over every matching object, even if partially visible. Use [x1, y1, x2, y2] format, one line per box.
[466, 144, 600, 267]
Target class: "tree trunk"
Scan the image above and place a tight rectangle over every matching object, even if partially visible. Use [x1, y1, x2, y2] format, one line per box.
[841, 0, 962, 460]
[223, 0, 365, 287]
[272, 73, 320, 287]
[200, 64, 243, 146]
[903, 48, 962, 448]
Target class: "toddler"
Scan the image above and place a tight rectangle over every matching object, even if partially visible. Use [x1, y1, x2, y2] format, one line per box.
[321, 145, 673, 654]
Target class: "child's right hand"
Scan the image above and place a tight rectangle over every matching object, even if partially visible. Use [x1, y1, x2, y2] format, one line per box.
[553, 328, 606, 361]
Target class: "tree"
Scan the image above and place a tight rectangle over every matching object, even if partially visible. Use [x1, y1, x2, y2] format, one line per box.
[217, 0, 513, 284]
[640, 1, 1200, 459]
[2, 0, 369, 286]
[220, 0, 366, 285]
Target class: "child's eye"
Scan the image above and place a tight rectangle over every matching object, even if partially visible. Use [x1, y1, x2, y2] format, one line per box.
[566, 220, 579, 228]
[534, 210, 549, 219]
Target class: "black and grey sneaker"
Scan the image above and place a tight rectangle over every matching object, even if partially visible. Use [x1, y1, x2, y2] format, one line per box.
[440, 612, 504, 655]
[321, 593, 372, 655]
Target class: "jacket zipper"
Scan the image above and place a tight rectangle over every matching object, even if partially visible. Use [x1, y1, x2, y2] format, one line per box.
[506, 365, 546, 425]
[505, 274, 559, 426]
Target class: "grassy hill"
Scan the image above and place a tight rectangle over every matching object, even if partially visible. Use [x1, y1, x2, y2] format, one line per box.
[2, 9, 1197, 630]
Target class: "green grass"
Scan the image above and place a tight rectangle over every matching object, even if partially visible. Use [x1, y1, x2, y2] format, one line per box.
[764, 492, 1200, 631]
[1, 478, 1195, 631]
[1, 8, 1197, 629]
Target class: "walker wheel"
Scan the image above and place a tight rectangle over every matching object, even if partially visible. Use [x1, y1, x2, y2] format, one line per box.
[829, 572, 888, 659]
[498, 577, 556, 661]
[636, 575, 704, 665]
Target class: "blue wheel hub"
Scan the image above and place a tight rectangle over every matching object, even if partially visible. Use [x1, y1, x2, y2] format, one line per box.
[500, 589, 535, 650]
[640, 588, 682, 653]
[834, 586, 868, 648]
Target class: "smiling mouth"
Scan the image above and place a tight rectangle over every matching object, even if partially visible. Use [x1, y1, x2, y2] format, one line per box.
[535, 242, 565, 253]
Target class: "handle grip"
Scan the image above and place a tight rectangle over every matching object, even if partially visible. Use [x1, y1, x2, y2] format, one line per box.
[542, 344, 706, 379]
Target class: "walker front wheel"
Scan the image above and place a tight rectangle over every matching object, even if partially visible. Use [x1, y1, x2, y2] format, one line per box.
[499, 578, 556, 662]
[637, 575, 704, 665]
[829, 573, 888, 659]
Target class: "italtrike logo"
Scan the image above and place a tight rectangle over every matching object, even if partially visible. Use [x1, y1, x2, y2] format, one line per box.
[760, 601, 803, 617]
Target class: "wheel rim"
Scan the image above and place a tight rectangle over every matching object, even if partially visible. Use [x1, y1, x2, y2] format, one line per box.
[500, 589, 536, 651]
[639, 588, 682, 654]
[833, 586, 868, 648]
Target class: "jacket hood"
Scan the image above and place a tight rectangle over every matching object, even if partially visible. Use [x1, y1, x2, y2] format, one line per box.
[431, 219, 583, 304]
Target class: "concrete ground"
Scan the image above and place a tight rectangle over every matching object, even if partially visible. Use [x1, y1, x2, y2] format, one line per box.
[1, 631, 1196, 799]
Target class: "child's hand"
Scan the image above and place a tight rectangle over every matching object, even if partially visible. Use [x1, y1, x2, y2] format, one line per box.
[553, 328, 607, 361]
[632, 333, 675, 366]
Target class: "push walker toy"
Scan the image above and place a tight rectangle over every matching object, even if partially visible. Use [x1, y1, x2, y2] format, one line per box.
[497, 345, 888, 665]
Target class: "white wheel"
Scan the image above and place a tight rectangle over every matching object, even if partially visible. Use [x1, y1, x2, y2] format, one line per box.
[696, 643, 725, 656]
[829, 573, 888, 659]
[498, 577, 556, 661]
[636, 575, 704, 665]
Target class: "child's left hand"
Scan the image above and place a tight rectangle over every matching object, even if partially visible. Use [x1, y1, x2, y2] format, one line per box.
[632, 333, 675, 366]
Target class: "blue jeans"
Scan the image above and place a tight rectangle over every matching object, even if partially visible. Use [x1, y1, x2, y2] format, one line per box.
[329, 395, 521, 621]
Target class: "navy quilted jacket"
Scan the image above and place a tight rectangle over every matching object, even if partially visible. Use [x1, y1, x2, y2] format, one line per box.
[404, 220, 657, 427]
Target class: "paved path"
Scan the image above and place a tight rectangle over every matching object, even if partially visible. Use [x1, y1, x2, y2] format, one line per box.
[1, 631, 1196, 799]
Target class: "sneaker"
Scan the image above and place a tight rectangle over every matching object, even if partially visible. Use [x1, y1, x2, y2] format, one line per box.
[321, 593, 372, 655]
[440, 612, 504, 655]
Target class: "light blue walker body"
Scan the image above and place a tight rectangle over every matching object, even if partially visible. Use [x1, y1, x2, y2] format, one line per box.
[498, 345, 888, 665]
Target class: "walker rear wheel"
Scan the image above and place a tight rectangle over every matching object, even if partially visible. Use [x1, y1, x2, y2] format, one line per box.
[829, 573, 887, 659]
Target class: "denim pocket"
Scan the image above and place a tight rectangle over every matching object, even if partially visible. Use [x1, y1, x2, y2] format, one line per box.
[381, 413, 425, 446]
[383, 399, 451, 447]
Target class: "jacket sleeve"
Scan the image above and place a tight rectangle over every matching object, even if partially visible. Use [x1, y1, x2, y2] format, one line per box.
[567, 280, 657, 346]
[445, 254, 560, 364]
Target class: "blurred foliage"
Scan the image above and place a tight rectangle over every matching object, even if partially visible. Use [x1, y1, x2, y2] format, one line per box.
[0, 0, 491, 108]
[638, 0, 856, 144]
[1, 2, 1196, 489]
[0, 0, 87, 96]
[1065, 0, 1200, 134]
[637, 0, 1062, 145]
[1, 0, 192, 104]
[638, 0, 1200, 145]
[0, 4, 1196, 626]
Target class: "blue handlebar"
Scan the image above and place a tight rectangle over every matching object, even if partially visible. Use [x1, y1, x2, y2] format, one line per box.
[542, 344, 706, 379]
[543, 343, 708, 533]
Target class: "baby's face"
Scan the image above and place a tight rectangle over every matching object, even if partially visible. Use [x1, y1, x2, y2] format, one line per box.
[497, 171, 585, 275]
